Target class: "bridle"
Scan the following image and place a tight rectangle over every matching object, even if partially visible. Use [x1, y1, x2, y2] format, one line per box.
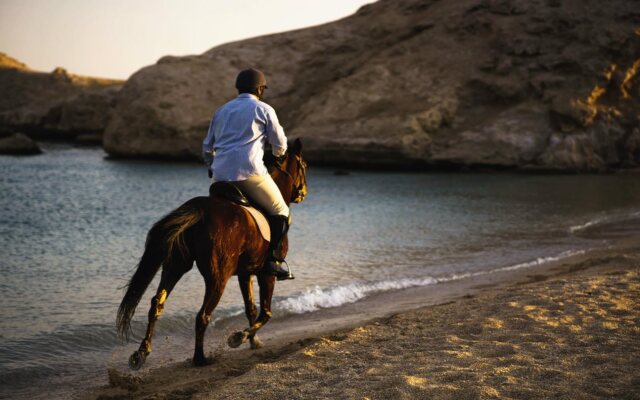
[273, 154, 307, 203]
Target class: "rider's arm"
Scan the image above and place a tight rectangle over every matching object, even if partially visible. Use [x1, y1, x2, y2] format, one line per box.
[202, 112, 217, 172]
[203, 151, 214, 176]
[264, 107, 287, 157]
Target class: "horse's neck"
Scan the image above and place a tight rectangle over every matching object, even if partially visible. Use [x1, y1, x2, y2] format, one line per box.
[270, 169, 292, 206]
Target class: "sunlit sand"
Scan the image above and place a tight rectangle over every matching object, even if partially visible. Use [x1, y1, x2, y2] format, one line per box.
[88, 237, 640, 399]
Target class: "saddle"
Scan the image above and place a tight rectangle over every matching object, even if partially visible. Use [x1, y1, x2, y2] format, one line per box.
[209, 181, 250, 206]
[209, 182, 270, 242]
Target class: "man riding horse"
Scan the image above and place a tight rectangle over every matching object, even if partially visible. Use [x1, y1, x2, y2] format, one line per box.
[202, 68, 294, 280]
[119, 70, 306, 369]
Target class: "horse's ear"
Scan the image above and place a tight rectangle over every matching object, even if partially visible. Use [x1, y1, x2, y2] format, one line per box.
[292, 138, 302, 154]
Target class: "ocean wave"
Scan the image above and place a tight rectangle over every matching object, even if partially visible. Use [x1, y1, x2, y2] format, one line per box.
[276, 277, 438, 314]
[494, 249, 586, 272]
[275, 248, 586, 315]
[569, 209, 640, 234]
[1, 247, 588, 365]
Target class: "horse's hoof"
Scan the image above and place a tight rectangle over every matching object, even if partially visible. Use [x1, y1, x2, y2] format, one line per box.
[193, 355, 213, 367]
[227, 331, 249, 348]
[250, 336, 263, 349]
[128, 350, 147, 371]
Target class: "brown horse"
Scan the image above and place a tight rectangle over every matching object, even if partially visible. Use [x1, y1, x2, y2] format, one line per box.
[116, 138, 308, 369]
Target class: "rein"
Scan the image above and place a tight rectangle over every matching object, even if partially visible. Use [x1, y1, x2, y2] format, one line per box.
[272, 154, 307, 203]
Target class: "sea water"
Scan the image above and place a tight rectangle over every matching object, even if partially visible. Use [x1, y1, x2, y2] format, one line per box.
[1, 144, 640, 399]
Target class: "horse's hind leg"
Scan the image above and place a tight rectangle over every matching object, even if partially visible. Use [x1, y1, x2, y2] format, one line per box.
[228, 273, 262, 349]
[193, 270, 229, 366]
[129, 264, 186, 370]
[228, 272, 275, 349]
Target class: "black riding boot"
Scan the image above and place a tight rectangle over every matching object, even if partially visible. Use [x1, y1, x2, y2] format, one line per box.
[266, 215, 294, 280]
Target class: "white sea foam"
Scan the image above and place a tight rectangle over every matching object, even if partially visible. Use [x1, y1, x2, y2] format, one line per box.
[495, 249, 586, 272]
[569, 220, 599, 233]
[276, 277, 438, 314]
[569, 210, 640, 234]
[275, 249, 586, 315]
[434, 249, 585, 283]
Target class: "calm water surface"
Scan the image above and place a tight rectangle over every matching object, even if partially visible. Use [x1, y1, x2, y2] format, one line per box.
[1, 145, 639, 399]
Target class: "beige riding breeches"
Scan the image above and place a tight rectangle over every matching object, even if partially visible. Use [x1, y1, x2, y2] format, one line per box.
[230, 174, 289, 217]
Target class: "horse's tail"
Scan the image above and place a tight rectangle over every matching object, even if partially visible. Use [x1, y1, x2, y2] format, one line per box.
[116, 199, 205, 339]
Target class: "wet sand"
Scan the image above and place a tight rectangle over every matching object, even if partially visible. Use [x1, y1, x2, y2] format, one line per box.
[86, 236, 640, 400]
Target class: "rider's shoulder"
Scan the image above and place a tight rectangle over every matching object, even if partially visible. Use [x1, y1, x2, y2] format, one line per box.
[255, 99, 276, 113]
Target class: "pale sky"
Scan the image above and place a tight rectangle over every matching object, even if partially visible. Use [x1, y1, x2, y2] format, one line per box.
[0, 0, 373, 79]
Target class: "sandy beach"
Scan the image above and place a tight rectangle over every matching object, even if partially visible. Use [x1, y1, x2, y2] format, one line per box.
[3, 0, 640, 399]
[86, 236, 640, 400]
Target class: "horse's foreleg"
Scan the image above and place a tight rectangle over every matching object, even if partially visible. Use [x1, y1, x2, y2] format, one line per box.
[129, 266, 185, 370]
[254, 272, 276, 335]
[193, 277, 227, 366]
[228, 272, 275, 349]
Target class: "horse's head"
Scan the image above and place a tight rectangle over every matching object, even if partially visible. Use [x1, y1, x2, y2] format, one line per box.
[268, 138, 308, 204]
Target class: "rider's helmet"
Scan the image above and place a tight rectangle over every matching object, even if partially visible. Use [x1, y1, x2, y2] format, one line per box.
[235, 68, 268, 91]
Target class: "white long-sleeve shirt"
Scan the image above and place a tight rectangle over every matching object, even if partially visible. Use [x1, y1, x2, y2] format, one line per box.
[202, 93, 287, 181]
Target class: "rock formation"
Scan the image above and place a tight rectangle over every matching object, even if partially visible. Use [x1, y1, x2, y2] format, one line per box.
[0, 132, 42, 155]
[100, 0, 639, 171]
[0, 53, 123, 141]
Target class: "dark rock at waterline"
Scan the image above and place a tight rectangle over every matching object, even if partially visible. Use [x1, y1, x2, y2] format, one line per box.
[75, 133, 103, 145]
[102, 0, 640, 172]
[0, 53, 123, 141]
[0, 133, 42, 155]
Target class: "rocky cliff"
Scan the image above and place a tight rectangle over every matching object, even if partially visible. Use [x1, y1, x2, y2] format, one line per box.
[0, 53, 123, 141]
[103, 0, 640, 171]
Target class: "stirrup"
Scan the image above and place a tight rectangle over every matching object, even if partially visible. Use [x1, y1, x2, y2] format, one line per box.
[268, 259, 295, 281]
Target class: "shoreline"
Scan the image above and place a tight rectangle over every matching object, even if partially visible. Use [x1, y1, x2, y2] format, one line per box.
[84, 235, 640, 399]
[17, 141, 640, 174]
